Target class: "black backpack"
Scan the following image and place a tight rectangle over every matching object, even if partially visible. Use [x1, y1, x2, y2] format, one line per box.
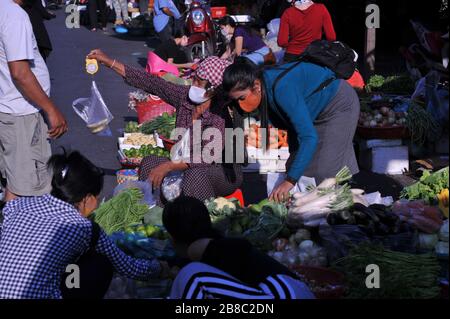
[273, 40, 358, 99]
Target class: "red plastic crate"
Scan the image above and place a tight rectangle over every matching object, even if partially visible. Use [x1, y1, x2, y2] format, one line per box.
[211, 7, 227, 19]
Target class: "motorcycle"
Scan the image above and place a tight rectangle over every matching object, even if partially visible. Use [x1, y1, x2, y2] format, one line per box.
[184, 0, 223, 60]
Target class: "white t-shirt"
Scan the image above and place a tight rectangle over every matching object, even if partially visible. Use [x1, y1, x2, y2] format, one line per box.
[0, 0, 51, 116]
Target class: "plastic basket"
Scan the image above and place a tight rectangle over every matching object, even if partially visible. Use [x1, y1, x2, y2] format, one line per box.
[211, 7, 227, 19]
[134, 96, 175, 124]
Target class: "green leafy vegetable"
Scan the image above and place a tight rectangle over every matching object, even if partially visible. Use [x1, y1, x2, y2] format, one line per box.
[400, 167, 449, 204]
[333, 243, 441, 299]
[94, 188, 150, 234]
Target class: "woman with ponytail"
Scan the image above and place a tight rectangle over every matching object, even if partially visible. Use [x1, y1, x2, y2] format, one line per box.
[0, 150, 167, 299]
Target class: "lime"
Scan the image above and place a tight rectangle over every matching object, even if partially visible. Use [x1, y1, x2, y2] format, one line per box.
[145, 225, 158, 237]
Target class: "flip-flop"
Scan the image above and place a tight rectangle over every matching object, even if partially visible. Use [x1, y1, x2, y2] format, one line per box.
[115, 26, 128, 34]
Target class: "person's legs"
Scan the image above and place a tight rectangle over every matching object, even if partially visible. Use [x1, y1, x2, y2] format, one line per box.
[208, 164, 243, 198]
[97, 0, 108, 29]
[120, 0, 129, 21]
[157, 20, 173, 42]
[0, 112, 52, 201]
[181, 167, 215, 201]
[139, 0, 149, 15]
[112, 0, 123, 23]
[88, 0, 99, 30]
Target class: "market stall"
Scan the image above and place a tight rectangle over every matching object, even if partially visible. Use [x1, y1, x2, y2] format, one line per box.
[88, 54, 449, 299]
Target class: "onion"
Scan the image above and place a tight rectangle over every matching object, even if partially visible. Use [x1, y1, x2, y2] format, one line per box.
[388, 117, 396, 125]
[380, 106, 390, 115]
[299, 240, 314, 251]
[370, 120, 377, 127]
[363, 121, 370, 127]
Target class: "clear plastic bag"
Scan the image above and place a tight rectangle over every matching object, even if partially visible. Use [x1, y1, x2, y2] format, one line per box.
[72, 81, 113, 136]
[162, 171, 184, 202]
[113, 181, 156, 207]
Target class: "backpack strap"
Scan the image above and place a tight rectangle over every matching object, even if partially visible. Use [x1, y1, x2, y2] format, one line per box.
[271, 61, 337, 115]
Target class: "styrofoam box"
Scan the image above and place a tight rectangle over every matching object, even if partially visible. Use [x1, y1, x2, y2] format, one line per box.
[246, 147, 290, 160]
[243, 158, 287, 173]
[371, 146, 409, 175]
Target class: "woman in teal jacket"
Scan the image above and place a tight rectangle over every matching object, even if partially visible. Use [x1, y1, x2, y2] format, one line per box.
[223, 59, 360, 202]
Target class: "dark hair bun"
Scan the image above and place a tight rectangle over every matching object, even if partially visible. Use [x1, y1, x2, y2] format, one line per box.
[47, 149, 104, 205]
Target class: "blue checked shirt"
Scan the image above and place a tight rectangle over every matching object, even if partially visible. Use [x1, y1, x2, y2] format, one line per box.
[0, 194, 161, 299]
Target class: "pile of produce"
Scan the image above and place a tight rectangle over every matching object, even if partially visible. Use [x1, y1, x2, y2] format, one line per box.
[123, 223, 170, 240]
[392, 200, 445, 234]
[406, 102, 441, 146]
[123, 133, 156, 147]
[358, 107, 407, 128]
[365, 74, 416, 94]
[288, 167, 354, 227]
[140, 112, 176, 138]
[205, 197, 288, 251]
[244, 118, 288, 149]
[94, 188, 150, 235]
[123, 145, 170, 159]
[400, 167, 449, 205]
[268, 229, 328, 267]
[333, 243, 441, 299]
[125, 121, 140, 133]
[327, 203, 414, 236]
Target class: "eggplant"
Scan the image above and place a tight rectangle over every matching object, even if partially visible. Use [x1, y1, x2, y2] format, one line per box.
[327, 212, 346, 225]
[353, 210, 370, 225]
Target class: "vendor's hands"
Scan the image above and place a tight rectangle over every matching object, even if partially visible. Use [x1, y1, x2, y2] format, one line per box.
[148, 162, 172, 189]
[269, 180, 295, 203]
[87, 49, 113, 67]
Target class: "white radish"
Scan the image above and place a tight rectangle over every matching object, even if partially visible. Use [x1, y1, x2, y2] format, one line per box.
[303, 218, 327, 227]
[293, 189, 320, 207]
[294, 192, 337, 213]
[350, 189, 365, 195]
[316, 178, 337, 190]
[352, 194, 369, 207]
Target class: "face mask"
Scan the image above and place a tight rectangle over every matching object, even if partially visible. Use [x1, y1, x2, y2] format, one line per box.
[221, 28, 229, 37]
[238, 89, 262, 113]
[189, 85, 209, 104]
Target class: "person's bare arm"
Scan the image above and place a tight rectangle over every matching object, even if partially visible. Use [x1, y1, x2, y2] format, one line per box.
[162, 7, 175, 17]
[234, 36, 244, 56]
[8, 60, 67, 138]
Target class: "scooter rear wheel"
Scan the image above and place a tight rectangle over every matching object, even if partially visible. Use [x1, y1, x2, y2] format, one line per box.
[188, 40, 214, 61]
